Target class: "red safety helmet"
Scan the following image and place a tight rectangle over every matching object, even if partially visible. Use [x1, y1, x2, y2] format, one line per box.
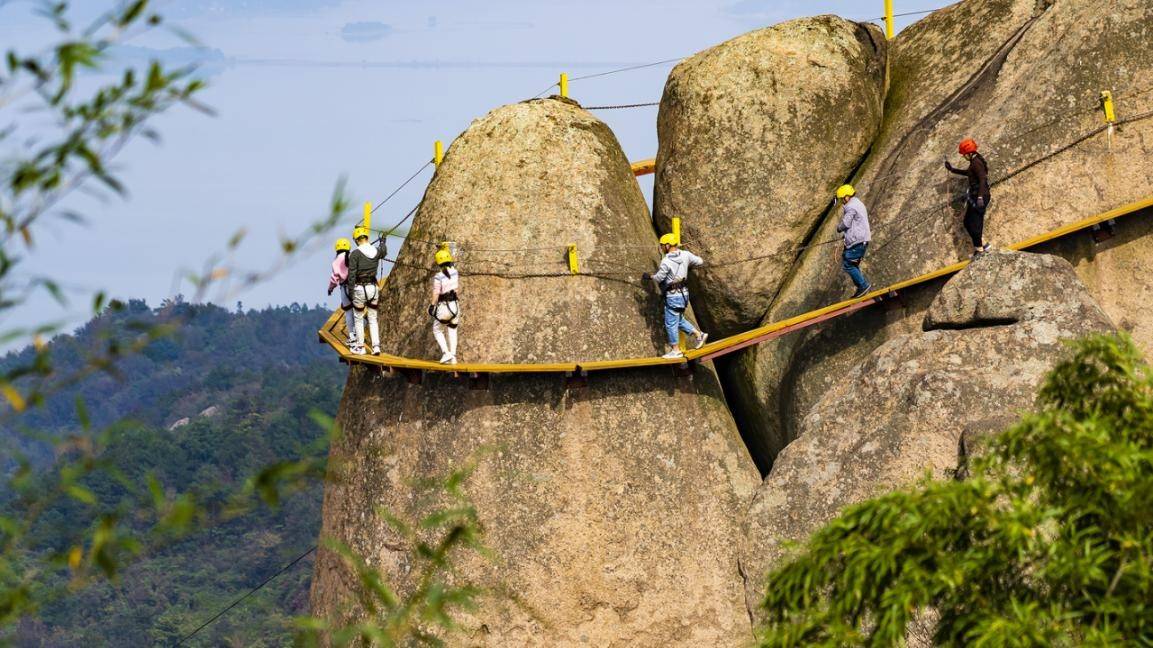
[958, 138, 978, 155]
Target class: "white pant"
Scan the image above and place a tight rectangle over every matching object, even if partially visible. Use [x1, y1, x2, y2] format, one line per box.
[432, 300, 459, 357]
[338, 287, 356, 346]
[352, 284, 380, 351]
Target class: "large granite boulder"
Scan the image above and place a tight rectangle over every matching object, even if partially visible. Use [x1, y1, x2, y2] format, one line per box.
[727, 0, 1153, 465]
[653, 16, 887, 337]
[310, 98, 761, 646]
[739, 249, 1115, 618]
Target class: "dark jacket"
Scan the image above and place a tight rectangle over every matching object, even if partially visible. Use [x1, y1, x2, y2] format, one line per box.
[947, 153, 991, 202]
[347, 240, 387, 284]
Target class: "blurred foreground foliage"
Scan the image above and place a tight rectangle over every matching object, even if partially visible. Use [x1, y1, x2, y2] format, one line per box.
[0, 1, 464, 645]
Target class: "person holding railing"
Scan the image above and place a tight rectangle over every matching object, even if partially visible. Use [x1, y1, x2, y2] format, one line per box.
[945, 138, 992, 257]
[836, 184, 873, 299]
[347, 225, 387, 355]
[642, 233, 708, 359]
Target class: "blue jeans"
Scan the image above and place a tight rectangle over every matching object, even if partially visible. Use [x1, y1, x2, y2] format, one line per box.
[842, 242, 869, 290]
[664, 292, 698, 346]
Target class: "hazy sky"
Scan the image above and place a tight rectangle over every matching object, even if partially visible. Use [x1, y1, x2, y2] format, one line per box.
[1, 0, 941, 339]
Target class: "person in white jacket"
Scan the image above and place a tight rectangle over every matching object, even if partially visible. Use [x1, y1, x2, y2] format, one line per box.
[642, 233, 708, 359]
[429, 246, 460, 364]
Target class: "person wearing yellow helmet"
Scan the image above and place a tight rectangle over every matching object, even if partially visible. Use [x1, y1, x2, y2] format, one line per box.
[347, 224, 388, 355]
[328, 238, 357, 347]
[835, 184, 873, 299]
[641, 231, 708, 359]
[428, 245, 460, 364]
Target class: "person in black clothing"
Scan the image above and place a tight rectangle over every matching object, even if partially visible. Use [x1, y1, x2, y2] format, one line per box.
[945, 138, 991, 257]
[347, 225, 387, 355]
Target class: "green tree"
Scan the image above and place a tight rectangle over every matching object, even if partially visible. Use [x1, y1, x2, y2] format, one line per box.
[758, 334, 1153, 647]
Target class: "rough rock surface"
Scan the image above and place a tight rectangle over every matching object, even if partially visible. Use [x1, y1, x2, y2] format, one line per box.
[727, 0, 1153, 464]
[653, 16, 887, 337]
[310, 98, 760, 646]
[739, 250, 1115, 616]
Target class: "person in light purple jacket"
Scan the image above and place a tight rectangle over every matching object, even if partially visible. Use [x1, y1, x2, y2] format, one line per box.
[835, 184, 872, 299]
[327, 238, 357, 347]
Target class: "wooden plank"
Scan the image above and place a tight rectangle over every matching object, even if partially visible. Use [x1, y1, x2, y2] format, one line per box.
[579, 355, 687, 372]
[698, 298, 877, 362]
[1011, 195, 1153, 251]
[315, 194, 1153, 376]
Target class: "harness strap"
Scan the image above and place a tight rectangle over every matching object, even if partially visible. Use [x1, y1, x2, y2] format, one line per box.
[434, 300, 460, 323]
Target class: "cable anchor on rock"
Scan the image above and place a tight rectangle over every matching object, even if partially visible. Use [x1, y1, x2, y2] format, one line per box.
[1101, 90, 1117, 151]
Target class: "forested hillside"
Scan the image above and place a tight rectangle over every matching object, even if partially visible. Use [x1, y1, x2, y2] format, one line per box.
[2, 300, 343, 646]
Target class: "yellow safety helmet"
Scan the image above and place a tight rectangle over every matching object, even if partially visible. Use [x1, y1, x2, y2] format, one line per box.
[836, 184, 856, 200]
[435, 247, 454, 265]
[334, 238, 351, 252]
[352, 226, 370, 241]
[659, 233, 678, 246]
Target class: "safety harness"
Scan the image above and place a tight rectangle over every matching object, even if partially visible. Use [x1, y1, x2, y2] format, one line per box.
[429, 266, 460, 328]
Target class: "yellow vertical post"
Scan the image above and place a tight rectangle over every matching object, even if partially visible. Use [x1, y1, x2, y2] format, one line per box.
[559, 73, 569, 98]
[672, 217, 681, 245]
[567, 244, 579, 274]
[1101, 91, 1116, 151]
[1100, 91, 1116, 123]
[884, 0, 895, 39]
[363, 201, 371, 234]
[433, 140, 444, 167]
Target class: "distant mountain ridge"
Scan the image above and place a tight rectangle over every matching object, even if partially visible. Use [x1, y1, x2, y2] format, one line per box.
[3, 300, 343, 646]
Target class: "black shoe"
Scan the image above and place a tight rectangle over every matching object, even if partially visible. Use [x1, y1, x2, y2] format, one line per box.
[851, 283, 872, 299]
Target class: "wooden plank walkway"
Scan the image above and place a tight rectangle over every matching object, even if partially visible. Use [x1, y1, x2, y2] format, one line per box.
[319, 185, 1153, 377]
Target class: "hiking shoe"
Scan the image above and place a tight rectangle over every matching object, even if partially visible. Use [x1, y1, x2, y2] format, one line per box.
[350, 345, 366, 355]
[662, 349, 685, 359]
[694, 332, 709, 349]
[448, 355, 458, 365]
[439, 353, 454, 364]
[851, 283, 873, 299]
[371, 346, 381, 356]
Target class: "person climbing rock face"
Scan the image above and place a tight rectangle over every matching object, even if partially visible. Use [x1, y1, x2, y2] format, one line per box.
[945, 138, 992, 258]
[346, 225, 387, 355]
[835, 184, 873, 299]
[642, 233, 708, 359]
[327, 238, 356, 348]
[428, 246, 460, 365]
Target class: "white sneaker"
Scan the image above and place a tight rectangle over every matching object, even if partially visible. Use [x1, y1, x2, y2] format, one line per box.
[694, 332, 709, 349]
[439, 353, 454, 364]
[448, 355, 458, 365]
[371, 346, 381, 356]
[350, 346, 366, 355]
[662, 349, 685, 359]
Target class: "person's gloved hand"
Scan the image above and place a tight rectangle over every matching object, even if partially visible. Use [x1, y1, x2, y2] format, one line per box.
[327, 286, 334, 296]
[943, 157, 954, 172]
[641, 272, 652, 282]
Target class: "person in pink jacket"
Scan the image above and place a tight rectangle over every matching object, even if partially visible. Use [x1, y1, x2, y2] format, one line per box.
[327, 238, 357, 348]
